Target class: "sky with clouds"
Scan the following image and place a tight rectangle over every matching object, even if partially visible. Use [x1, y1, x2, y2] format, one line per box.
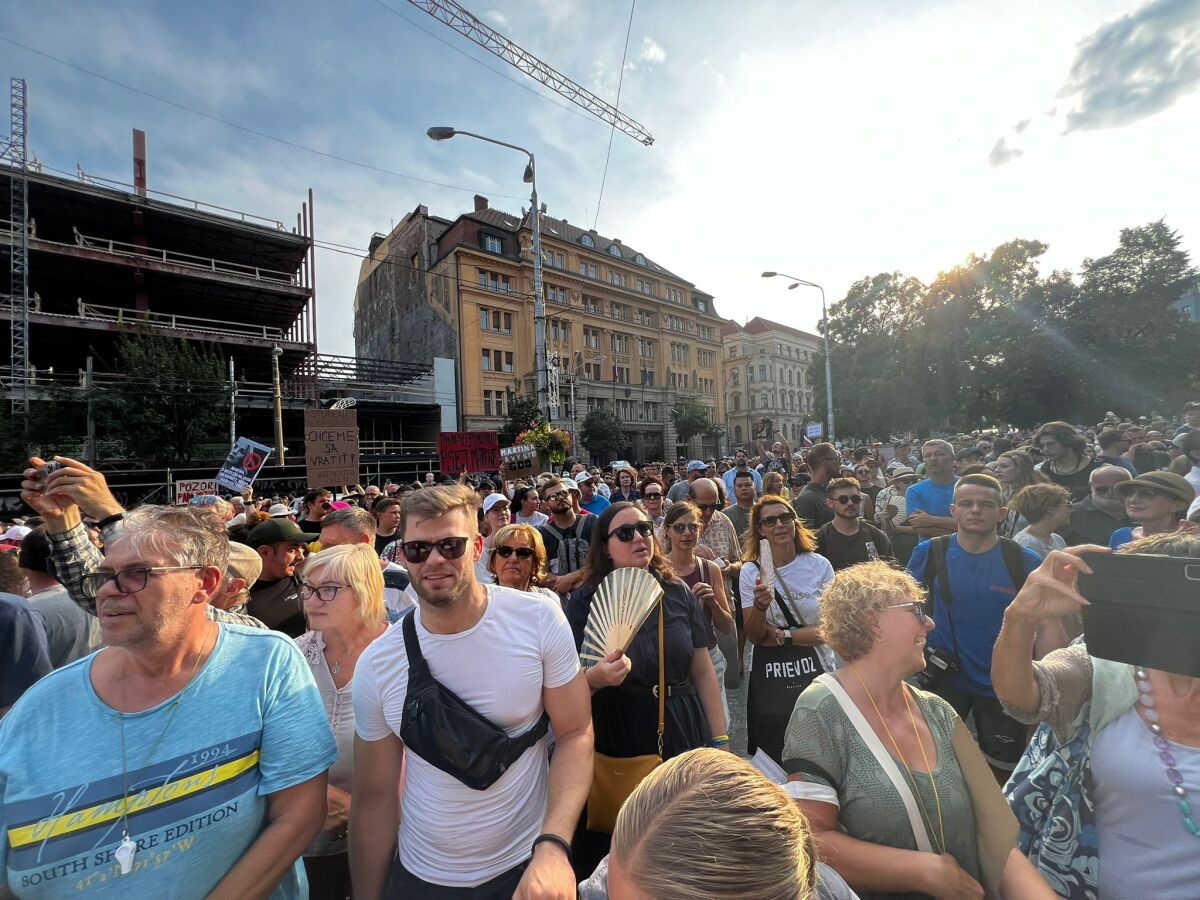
[4, 0, 1199, 355]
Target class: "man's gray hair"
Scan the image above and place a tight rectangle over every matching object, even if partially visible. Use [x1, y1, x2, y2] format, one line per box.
[1090, 464, 1132, 484]
[921, 439, 954, 456]
[321, 506, 376, 537]
[111, 506, 230, 576]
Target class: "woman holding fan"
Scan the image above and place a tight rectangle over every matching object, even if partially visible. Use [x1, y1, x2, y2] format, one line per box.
[740, 494, 836, 764]
[566, 501, 727, 878]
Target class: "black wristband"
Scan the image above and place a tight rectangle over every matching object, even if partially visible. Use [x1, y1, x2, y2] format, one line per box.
[532, 833, 572, 864]
[94, 513, 125, 530]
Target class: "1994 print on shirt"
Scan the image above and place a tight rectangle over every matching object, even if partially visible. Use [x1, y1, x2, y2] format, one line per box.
[0, 625, 337, 899]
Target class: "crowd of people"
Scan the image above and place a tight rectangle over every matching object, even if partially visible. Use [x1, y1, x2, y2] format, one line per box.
[0, 401, 1198, 899]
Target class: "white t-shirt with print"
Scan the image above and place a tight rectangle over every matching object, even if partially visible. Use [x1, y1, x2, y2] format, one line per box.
[740, 553, 837, 672]
[353, 584, 581, 887]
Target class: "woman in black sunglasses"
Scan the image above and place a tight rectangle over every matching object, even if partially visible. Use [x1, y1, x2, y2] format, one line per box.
[485, 523, 559, 602]
[565, 502, 727, 878]
[740, 494, 837, 765]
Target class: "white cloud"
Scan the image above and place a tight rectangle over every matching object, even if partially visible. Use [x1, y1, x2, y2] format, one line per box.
[640, 37, 666, 65]
[484, 10, 509, 30]
[989, 136, 1024, 167]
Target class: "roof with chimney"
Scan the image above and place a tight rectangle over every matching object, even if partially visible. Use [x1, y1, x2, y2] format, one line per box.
[725, 316, 821, 343]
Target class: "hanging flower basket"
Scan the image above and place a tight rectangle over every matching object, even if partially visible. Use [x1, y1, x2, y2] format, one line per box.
[514, 419, 573, 467]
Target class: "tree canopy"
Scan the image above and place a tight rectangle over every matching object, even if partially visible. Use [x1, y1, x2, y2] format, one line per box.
[580, 408, 625, 459]
[810, 221, 1200, 436]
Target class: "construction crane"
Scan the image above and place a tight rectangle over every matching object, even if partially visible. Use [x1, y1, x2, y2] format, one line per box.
[2, 78, 30, 424]
[405, 0, 654, 146]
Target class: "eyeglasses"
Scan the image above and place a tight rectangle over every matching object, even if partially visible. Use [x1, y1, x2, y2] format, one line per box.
[670, 522, 701, 535]
[542, 490, 570, 503]
[1092, 485, 1117, 495]
[494, 545, 535, 560]
[643, 492, 663, 499]
[1127, 487, 1167, 501]
[831, 494, 864, 505]
[298, 582, 347, 603]
[610, 521, 655, 542]
[696, 503, 721, 512]
[759, 511, 796, 528]
[81, 565, 205, 601]
[400, 537, 471, 564]
[887, 601, 930, 625]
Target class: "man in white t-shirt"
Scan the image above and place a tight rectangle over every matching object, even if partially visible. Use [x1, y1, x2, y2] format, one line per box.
[351, 484, 593, 899]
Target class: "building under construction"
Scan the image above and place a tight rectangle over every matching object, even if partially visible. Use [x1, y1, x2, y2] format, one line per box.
[1, 78, 446, 493]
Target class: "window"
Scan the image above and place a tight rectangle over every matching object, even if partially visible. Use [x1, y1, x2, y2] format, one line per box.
[634, 253, 646, 266]
[666, 287, 684, 304]
[545, 284, 569, 305]
[613, 365, 630, 384]
[697, 325, 714, 341]
[608, 244, 622, 257]
[788, 370, 794, 385]
[608, 270, 628, 288]
[640, 367, 656, 386]
[759, 364, 767, 382]
[477, 269, 511, 293]
[481, 349, 492, 371]
[544, 250, 564, 269]
[578, 261, 599, 279]
[478, 308, 512, 333]
[551, 319, 570, 342]
[584, 362, 603, 380]
[611, 302, 631, 321]
[748, 367, 754, 383]
[728, 346, 739, 358]
[698, 349, 714, 368]
[694, 297, 708, 313]
[635, 278, 653, 295]
[582, 295, 601, 315]
[638, 308, 655, 326]
[483, 391, 492, 416]
[761, 392, 768, 408]
[670, 342, 689, 364]
[583, 327, 602, 350]
[731, 369, 739, 386]
[642, 401, 659, 421]
[667, 315, 685, 333]
[503, 351, 514, 373]
[580, 233, 595, 248]
[612, 333, 629, 354]
[483, 234, 503, 253]
[482, 389, 506, 417]
[616, 399, 634, 419]
[638, 337, 655, 358]
[733, 394, 741, 413]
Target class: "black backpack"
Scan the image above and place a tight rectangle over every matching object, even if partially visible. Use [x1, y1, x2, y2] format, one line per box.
[920, 534, 1029, 606]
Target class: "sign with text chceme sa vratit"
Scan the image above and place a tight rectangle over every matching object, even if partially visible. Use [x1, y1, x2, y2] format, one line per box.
[305, 409, 360, 488]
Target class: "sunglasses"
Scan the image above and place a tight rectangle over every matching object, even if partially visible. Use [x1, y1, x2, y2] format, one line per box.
[670, 522, 701, 535]
[494, 545, 535, 560]
[696, 503, 721, 512]
[400, 536, 470, 564]
[831, 494, 864, 505]
[81, 565, 204, 601]
[888, 601, 930, 624]
[759, 511, 796, 528]
[643, 492, 663, 499]
[542, 490, 570, 503]
[609, 521, 655, 542]
[1092, 485, 1117, 495]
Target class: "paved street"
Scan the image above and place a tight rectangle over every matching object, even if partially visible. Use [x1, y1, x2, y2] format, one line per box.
[725, 642, 752, 757]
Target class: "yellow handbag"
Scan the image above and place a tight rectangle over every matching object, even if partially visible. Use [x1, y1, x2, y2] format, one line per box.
[585, 599, 665, 834]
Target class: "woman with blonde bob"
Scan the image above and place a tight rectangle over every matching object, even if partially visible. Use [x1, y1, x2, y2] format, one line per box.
[574, 747, 859, 900]
[295, 544, 389, 899]
[782, 561, 1052, 900]
[486, 522, 559, 602]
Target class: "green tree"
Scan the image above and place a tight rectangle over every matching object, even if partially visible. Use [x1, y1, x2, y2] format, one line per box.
[671, 397, 712, 446]
[498, 395, 541, 446]
[580, 408, 625, 459]
[96, 335, 230, 465]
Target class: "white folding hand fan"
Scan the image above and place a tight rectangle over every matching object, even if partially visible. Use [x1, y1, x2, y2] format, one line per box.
[580, 567, 664, 666]
[758, 539, 777, 591]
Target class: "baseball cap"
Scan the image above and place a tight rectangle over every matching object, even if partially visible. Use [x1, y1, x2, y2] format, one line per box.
[226, 542, 263, 587]
[247, 518, 319, 548]
[1114, 471, 1196, 506]
[268, 503, 292, 518]
[575, 472, 597, 485]
[687, 460, 707, 473]
[0, 525, 31, 542]
[561, 477, 580, 493]
[226, 513, 248, 528]
[482, 493, 511, 515]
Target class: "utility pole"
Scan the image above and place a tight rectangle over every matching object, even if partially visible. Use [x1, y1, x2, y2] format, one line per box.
[271, 345, 286, 465]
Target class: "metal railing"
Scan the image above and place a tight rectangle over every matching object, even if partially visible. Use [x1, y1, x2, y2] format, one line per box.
[73, 228, 300, 285]
[76, 301, 286, 340]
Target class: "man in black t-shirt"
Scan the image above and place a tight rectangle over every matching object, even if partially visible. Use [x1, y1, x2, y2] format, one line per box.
[792, 443, 839, 531]
[815, 477, 894, 571]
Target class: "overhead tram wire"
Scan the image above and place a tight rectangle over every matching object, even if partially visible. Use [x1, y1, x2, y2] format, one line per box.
[0, 34, 526, 201]
[593, 0, 636, 231]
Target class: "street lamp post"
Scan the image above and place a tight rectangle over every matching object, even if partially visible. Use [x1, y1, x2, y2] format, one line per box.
[427, 127, 550, 425]
[762, 271, 835, 444]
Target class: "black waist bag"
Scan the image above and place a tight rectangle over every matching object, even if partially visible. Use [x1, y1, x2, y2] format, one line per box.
[398, 612, 550, 791]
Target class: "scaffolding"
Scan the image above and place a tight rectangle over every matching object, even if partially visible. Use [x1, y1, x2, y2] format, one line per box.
[3, 78, 29, 422]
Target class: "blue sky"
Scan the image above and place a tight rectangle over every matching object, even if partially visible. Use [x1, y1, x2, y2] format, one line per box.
[5, 0, 1199, 355]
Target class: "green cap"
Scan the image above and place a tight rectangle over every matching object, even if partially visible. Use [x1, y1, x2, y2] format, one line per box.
[247, 518, 320, 548]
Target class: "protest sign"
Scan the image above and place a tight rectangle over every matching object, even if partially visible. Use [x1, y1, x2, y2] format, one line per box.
[500, 444, 537, 481]
[305, 409, 360, 488]
[437, 431, 501, 474]
[175, 479, 218, 504]
[806, 422, 824, 439]
[215, 438, 274, 493]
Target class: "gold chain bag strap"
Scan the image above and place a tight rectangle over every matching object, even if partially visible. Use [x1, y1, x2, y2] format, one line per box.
[586, 597, 665, 833]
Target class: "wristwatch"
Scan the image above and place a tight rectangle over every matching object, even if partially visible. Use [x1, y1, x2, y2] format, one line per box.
[783, 632, 794, 646]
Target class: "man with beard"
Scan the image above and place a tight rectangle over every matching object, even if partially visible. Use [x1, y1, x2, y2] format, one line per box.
[246, 518, 319, 637]
[537, 479, 596, 598]
[1058, 465, 1132, 546]
[350, 485, 592, 899]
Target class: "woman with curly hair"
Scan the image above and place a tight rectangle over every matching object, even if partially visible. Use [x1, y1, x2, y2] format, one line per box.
[783, 561, 1053, 900]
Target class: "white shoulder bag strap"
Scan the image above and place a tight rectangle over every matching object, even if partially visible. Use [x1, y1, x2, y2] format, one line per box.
[815, 673, 934, 853]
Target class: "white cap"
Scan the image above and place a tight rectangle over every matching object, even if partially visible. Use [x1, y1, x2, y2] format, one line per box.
[482, 493, 511, 515]
[269, 504, 292, 518]
[0, 525, 31, 542]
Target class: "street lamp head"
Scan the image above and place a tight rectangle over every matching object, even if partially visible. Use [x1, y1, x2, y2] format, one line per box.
[426, 126, 457, 141]
[788, 283, 800, 290]
[522, 161, 534, 184]
[761, 271, 777, 278]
